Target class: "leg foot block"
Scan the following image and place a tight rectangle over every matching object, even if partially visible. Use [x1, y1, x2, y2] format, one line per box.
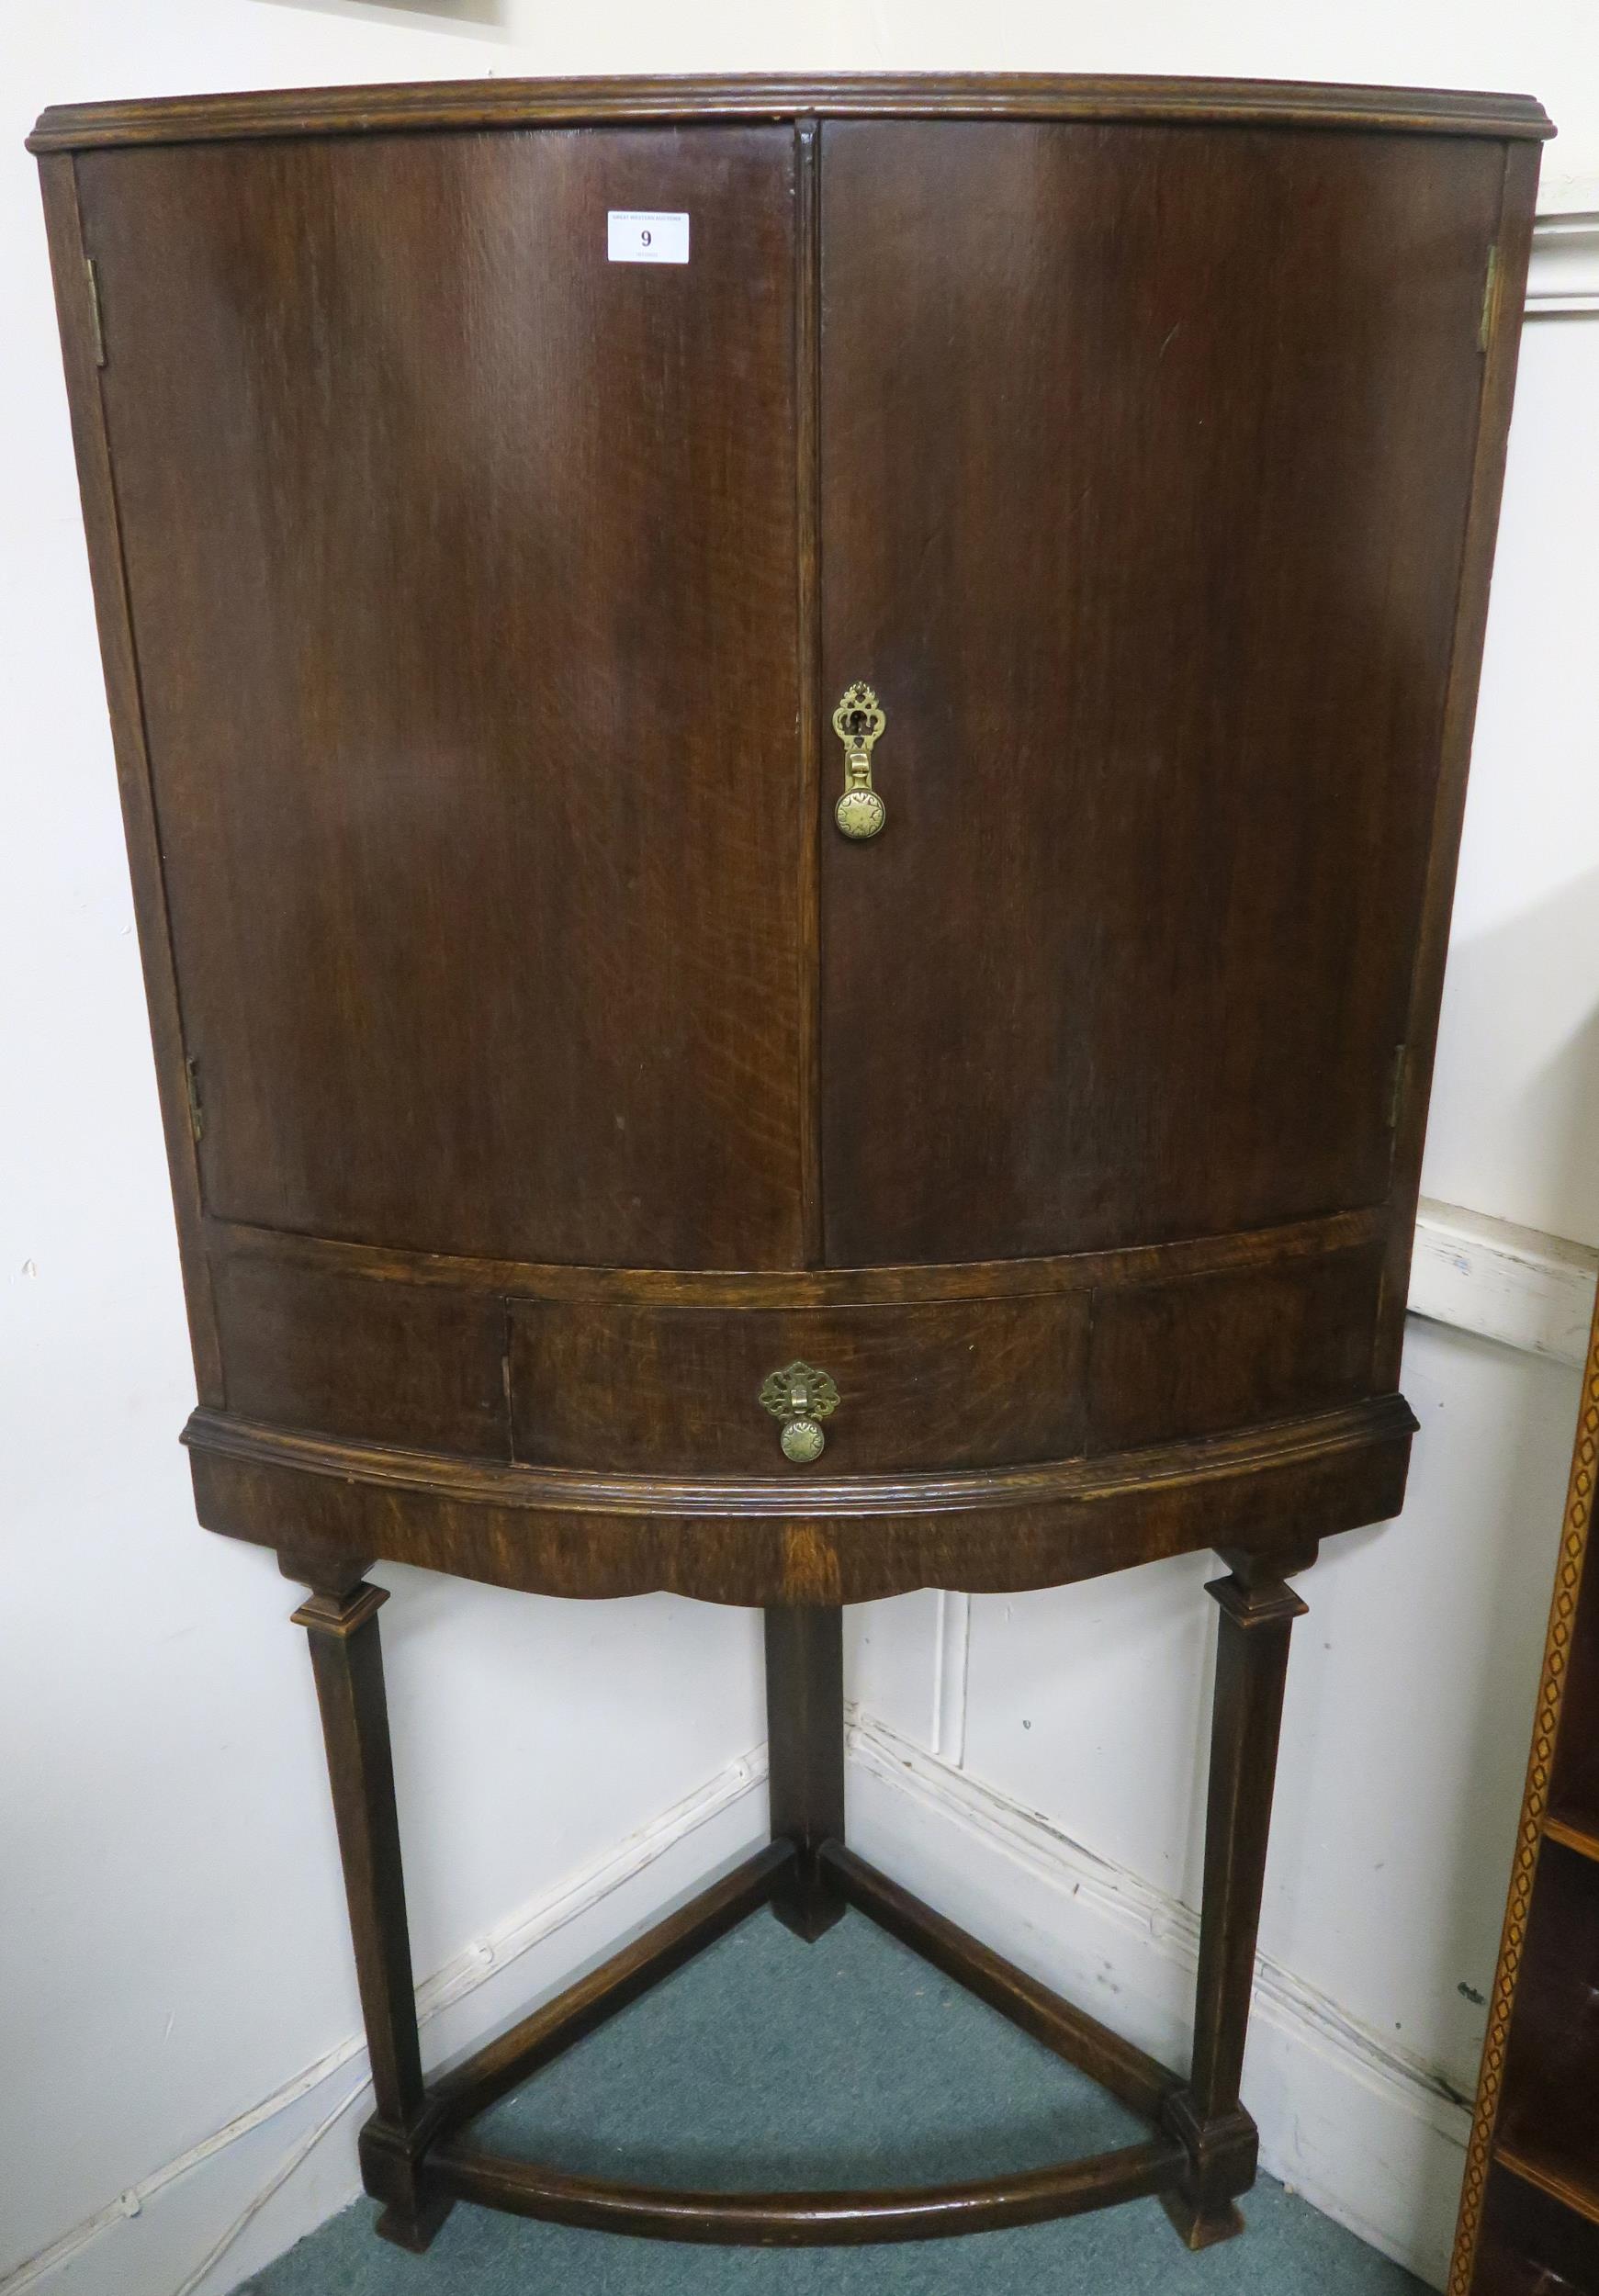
[374, 2191, 456, 2253]
[361, 2106, 451, 2250]
[1160, 2188, 1246, 2249]
[771, 1896, 847, 1942]
[771, 1846, 847, 1942]
[1157, 2092, 1257, 2252]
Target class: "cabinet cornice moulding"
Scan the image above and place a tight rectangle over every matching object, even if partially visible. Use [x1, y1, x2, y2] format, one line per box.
[27, 73, 1552, 152]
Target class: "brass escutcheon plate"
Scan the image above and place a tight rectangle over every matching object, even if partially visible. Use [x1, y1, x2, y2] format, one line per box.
[832, 682, 887, 839]
[760, 1360, 840, 1461]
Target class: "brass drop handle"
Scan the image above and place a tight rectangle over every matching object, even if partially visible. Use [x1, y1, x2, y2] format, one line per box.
[832, 682, 886, 840]
[760, 1359, 840, 1463]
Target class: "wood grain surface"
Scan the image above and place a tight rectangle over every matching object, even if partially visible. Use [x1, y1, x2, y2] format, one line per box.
[29, 74, 1554, 152]
[34, 92, 1543, 1604]
[77, 126, 805, 1267]
[818, 119, 1503, 1265]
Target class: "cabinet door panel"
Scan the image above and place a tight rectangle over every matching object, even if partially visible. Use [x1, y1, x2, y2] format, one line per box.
[817, 120, 1502, 1266]
[81, 127, 803, 1266]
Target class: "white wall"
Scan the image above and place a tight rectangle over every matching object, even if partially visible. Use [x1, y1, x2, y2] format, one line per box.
[3, 6, 1597, 2294]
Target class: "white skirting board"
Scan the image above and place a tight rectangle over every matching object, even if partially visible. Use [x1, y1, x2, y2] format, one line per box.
[11, 1704, 1476, 2296]
[0, 1754, 771, 2296]
[1525, 209, 1599, 317]
[1409, 1198, 1597, 1366]
[846, 1706, 1475, 2289]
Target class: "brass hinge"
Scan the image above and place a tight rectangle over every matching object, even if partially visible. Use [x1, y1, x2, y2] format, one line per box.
[1478, 243, 1501, 354]
[1387, 1043, 1408, 1132]
[185, 1057, 204, 1143]
[84, 257, 107, 369]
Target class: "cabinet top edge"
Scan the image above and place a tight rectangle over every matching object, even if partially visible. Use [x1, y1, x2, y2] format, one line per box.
[28, 72, 1554, 155]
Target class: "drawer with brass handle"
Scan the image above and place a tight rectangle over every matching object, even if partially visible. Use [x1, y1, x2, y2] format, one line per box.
[506, 1294, 1090, 1476]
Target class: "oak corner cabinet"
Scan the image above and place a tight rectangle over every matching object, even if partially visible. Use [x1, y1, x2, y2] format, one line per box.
[33, 70, 1549, 2259]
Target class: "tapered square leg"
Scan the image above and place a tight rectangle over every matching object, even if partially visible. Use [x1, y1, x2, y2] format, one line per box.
[764, 1605, 847, 1941]
[1161, 1545, 1313, 2248]
[289, 1565, 453, 2253]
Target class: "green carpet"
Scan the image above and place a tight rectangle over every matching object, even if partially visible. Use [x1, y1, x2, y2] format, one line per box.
[243, 1906, 1425, 2295]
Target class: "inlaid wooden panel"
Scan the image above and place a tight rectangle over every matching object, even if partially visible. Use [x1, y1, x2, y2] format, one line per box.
[1468, 2165, 1599, 2296]
[507, 1293, 1090, 1473]
[77, 126, 804, 1267]
[1450, 1287, 1599, 2294]
[818, 119, 1503, 1265]
[1492, 1842, 1599, 2215]
[1548, 1539, 1599, 1839]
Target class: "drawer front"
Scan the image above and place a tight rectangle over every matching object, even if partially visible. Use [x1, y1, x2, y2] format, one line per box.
[508, 1295, 1091, 1474]
[207, 1236, 1383, 1477]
